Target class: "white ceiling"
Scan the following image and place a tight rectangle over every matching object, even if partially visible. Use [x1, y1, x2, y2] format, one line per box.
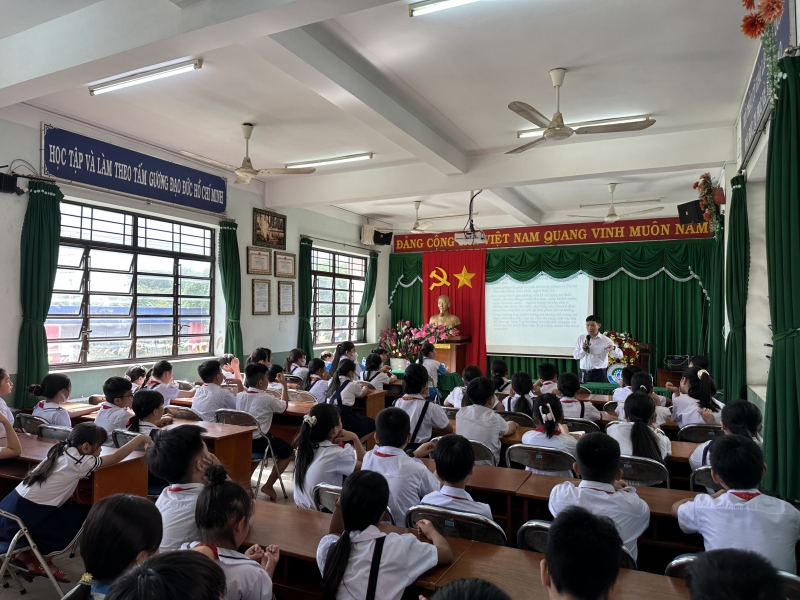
[0, 0, 102, 39]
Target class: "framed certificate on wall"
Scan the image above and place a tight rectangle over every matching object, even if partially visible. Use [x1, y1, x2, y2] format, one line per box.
[274, 251, 296, 278]
[252, 279, 271, 315]
[278, 281, 295, 315]
[247, 247, 272, 275]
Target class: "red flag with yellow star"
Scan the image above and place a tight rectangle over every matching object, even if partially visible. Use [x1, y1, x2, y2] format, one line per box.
[422, 249, 486, 370]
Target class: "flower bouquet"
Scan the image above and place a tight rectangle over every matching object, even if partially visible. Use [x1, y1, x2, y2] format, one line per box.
[378, 321, 459, 367]
[692, 172, 722, 240]
[603, 330, 640, 366]
[410, 322, 460, 347]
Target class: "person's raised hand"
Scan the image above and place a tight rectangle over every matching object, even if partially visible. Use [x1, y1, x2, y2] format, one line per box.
[416, 519, 439, 541]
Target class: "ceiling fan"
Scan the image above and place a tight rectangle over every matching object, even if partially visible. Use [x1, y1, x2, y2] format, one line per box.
[506, 69, 656, 154]
[567, 184, 664, 223]
[180, 123, 315, 184]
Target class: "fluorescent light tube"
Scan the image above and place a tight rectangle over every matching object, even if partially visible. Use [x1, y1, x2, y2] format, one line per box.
[518, 115, 650, 138]
[409, 0, 481, 17]
[89, 60, 203, 96]
[285, 153, 373, 169]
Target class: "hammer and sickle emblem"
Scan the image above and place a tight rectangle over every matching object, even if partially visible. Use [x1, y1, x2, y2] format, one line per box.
[428, 267, 450, 291]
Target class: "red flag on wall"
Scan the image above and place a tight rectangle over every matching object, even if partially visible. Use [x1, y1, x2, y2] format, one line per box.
[422, 249, 486, 370]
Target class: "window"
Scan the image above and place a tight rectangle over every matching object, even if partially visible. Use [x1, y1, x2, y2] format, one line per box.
[46, 202, 214, 366]
[311, 249, 367, 346]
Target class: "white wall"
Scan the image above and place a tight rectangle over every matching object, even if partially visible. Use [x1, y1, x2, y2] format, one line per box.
[744, 179, 770, 387]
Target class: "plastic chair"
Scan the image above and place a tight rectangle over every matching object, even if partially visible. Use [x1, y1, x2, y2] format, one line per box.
[495, 411, 536, 428]
[505, 444, 575, 474]
[468, 440, 497, 466]
[405, 504, 506, 546]
[677, 424, 724, 443]
[664, 554, 697, 578]
[312, 483, 341, 513]
[288, 390, 317, 403]
[175, 380, 195, 391]
[619, 455, 670, 488]
[37, 424, 71, 442]
[563, 417, 601, 434]
[443, 406, 459, 419]
[112, 429, 140, 449]
[14, 414, 48, 436]
[602, 401, 618, 414]
[689, 466, 723, 492]
[215, 409, 287, 500]
[264, 389, 282, 400]
[165, 406, 203, 421]
[779, 570, 800, 600]
[283, 375, 303, 386]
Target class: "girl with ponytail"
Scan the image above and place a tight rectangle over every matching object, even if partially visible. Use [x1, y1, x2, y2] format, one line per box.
[627, 372, 671, 426]
[183, 464, 279, 600]
[504, 372, 534, 416]
[31, 373, 99, 426]
[104, 552, 226, 600]
[671, 367, 723, 427]
[418, 343, 446, 400]
[689, 399, 763, 472]
[317, 470, 452, 600]
[127, 390, 172, 439]
[283, 348, 309, 384]
[324, 358, 376, 442]
[246, 347, 272, 367]
[292, 404, 365, 511]
[520, 394, 576, 477]
[304, 359, 330, 402]
[361, 352, 396, 391]
[490, 359, 511, 394]
[0, 423, 149, 581]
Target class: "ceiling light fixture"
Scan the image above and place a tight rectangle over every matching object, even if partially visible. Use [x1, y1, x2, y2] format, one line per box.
[518, 114, 651, 138]
[89, 59, 203, 96]
[409, 0, 481, 17]
[285, 152, 373, 169]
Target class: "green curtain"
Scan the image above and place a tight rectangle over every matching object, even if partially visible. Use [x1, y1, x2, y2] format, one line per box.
[489, 355, 579, 378]
[388, 253, 423, 327]
[357, 252, 379, 324]
[218, 221, 244, 363]
[724, 175, 750, 401]
[763, 56, 800, 501]
[15, 182, 63, 408]
[297, 238, 314, 359]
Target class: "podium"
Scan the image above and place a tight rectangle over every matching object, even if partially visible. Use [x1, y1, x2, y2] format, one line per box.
[433, 336, 471, 375]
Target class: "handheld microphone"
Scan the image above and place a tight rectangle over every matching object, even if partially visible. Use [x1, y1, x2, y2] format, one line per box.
[586, 334, 591, 348]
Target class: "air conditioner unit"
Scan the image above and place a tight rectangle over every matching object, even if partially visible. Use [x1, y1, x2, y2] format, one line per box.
[454, 231, 486, 246]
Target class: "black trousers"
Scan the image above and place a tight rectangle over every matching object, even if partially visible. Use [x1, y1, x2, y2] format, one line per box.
[580, 368, 607, 384]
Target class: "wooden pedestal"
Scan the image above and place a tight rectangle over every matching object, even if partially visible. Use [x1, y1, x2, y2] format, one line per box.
[434, 335, 471, 375]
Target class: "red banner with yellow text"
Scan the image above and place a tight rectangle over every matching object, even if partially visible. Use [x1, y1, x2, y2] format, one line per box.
[395, 217, 710, 253]
[423, 250, 486, 372]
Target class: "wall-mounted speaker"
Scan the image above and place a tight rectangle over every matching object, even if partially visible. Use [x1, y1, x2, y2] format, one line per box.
[677, 200, 704, 224]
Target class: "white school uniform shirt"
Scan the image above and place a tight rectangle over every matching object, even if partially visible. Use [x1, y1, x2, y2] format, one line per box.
[677, 489, 800, 574]
[362, 445, 440, 522]
[182, 543, 273, 600]
[316, 525, 438, 600]
[549, 480, 650, 560]
[502, 393, 532, 413]
[617, 391, 669, 421]
[289, 363, 309, 381]
[455, 405, 510, 466]
[572, 333, 623, 370]
[0, 399, 14, 424]
[607, 421, 672, 459]
[329, 376, 366, 408]
[393, 394, 450, 444]
[192, 383, 237, 422]
[130, 381, 141, 394]
[144, 378, 179, 407]
[520, 429, 577, 477]
[495, 378, 512, 394]
[156, 482, 204, 552]
[95, 402, 133, 446]
[421, 485, 493, 520]
[236, 387, 286, 438]
[446, 386, 465, 408]
[222, 370, 235, 380]
[613, 386, 632, 404]
[361, 370, 390, 391]
[671, 395, 723, 427]
[308, 377, 329, 403]
[135, 421, 159, 439]
[15, 447, 101, 506]
[538, 381, 558, 395]
[560, 397, 602, 421]
[32, 400, 71, 428]
[421, 358, 443, 388]
[293, 440, 357, 510]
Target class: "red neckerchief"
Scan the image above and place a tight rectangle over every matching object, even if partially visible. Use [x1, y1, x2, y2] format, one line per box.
[167, 485, 196, 492]
[102, 403, 115, 410]
[401, 395, 425, 402]
[374, 451, 397, 458]
[729, 491, 761, 501]
[534, 426, 561, 435]
[245, 389, 260, 394]
[311, 375, 321, 381]
[37, 401, 44, 408]
[441, 492, 468, 500]
[196, 543, 219, 559]
[561, 399, 578, 404]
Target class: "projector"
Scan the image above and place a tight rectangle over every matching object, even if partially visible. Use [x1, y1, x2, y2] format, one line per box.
[454, 231, 486, 246]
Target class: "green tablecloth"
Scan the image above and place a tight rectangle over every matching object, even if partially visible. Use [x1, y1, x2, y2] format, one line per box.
[582, 382, 671, 397]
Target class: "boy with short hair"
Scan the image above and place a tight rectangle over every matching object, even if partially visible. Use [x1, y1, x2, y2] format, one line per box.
[455, 377, 516, 466]
[548, 432, 650, 560]
[96, 376, 134, 446]
[540, 506, 622, 600]
[672, 434, 800, 574]
[147, 424, 217, 552]
[361, 407, 441, 521]
[533, 362, 558, 396]
[192, 360, 237, 422]
[421, 434, 492, 520]
[685, 548, 786, 600]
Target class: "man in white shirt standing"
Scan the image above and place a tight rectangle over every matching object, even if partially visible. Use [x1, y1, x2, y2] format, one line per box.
[572, 315, 623, 384]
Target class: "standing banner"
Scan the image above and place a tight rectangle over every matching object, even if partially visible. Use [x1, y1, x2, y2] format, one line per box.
[423, 250, 486, 371]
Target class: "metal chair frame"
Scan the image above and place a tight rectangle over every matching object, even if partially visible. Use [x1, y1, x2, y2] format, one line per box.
[283, 375, 304, 386]
[311, 483, 395, 524]
[14, 414, 49, 436]
[619, 455, 671, 488]
[689, 466, 723, 492]
[779, 570, 800, 600]
[563, 417, 602, 434]
[504, 444, 575, 475]
[405, 504, 507, 546]
[677, 423, 724, 443]
[112, 429, 140, 449]
[602, 401, 618, 414]
[165, 406, 203, 421]
[495, 410, 536, 428]
[288, 390, 317, 403]
[664, 554, 697, 578]
[36, 425, 72, 442]
[442, 406, 459, 419]
[468, 439, 497, 466]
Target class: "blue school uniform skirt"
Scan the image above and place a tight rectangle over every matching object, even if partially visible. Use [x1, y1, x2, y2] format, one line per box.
[338, 405, 376, 440]
[251, 432, 293, 460]
[0, 490, 90, 556]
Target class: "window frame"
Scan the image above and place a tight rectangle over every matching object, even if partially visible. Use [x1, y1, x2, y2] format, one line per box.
[311, 248, 367, 347]
[46, 201, 216, 368]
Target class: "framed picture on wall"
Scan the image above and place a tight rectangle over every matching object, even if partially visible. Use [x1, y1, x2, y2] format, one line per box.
[277, 281, 295, 315]
[252, 279, 271, 315]
[274, 251, 296, 278]
[246, 247, 272, 275]
[253, 208, 287, 250]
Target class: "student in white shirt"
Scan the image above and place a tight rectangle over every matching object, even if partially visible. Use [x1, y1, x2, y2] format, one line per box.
[236, 362, 292, 501]
[444, 365, 482, 408]
[670, 367, 723, 427]
[418, 343, 447, 400]
[606, 393, 671, 487]
[503, 371, 534, 415]
[689, 399, 763, 472]
[321, 351, 333, 372]
[246, 347, 273, 368]
[521, 394, 577, 477]
[393, 363, 452, 448]
[293, 403, 365, 511]
[64, 494, 162, 600]
[30, 373, 99, 427]
[548, 433, 650, 560]
[124, 365, 147, 395]
[218, 353, 244, 393]
[572, 315, 624, 383]
[684, 549, 788, 600]
[361, 352, 397, 391]
[147, 424, 219, 552]
[143, 360, 196, 407]
[318, 470, 452, 600]
[456, 378, 516, 466]
[490, 359, 512, 395]
[325, 359, 376, 441]
[557, 372, 602, 422]
[532, 362, 559, 396]
[362, 408, 440, 523]
[0, 423, 148, 580]
[329, 341, 364, 378]
[184, 464, 278, 600]
[94, 376, 135, 445]
[626, 372, 671, 426]
[192, 360, 238, 422]
[0, 368, 16, 425]
[304, 358, 331, 403]
[283, 348, 309, 384]
[612, 365, 641, 412]
[421, 434, 493, 520]
[127, 389, 172, 440]
[673, 435, 800, 574]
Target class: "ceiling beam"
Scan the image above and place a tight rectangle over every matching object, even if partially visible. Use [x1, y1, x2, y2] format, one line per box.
[484, 188, 543, 224]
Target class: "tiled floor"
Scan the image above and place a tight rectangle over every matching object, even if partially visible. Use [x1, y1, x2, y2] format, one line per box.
[0, 461, 297, 599]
